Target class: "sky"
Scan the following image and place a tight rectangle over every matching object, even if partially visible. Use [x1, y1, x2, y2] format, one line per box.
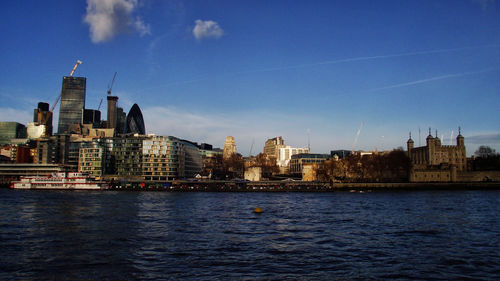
[0, 0, 499, 156]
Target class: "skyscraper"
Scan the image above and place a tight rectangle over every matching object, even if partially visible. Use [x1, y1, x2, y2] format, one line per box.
[58, 76, 86, 134]
[107, 95, 118, 130]
[124, 104, 146, 135]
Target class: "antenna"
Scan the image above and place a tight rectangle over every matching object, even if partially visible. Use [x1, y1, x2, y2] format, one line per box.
[418, 127, 421, 146]
[307, 128, 311, 151]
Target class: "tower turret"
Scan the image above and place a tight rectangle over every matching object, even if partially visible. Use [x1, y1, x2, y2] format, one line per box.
[407, 132, 414, 151]
[457, 126, 464, 147]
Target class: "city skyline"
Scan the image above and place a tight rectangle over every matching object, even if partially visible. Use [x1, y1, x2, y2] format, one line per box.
[1, 0, 499, 156]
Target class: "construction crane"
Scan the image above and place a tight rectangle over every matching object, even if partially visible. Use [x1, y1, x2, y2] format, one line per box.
[50, 60, 82, 112]
[107, 72, 117, 95]
[97, 98, 103, 111]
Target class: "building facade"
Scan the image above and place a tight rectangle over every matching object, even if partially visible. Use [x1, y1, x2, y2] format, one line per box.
[142, 136, 202, 181]
[33, 102, 52, 136]
[277, 146, 310, 174]
[223, 136, 237, 159]
[0, 122, 27, 145]
[110, 135, 146, 178]
[264, 136, 285, 160]
[407, 129, 466, 182]
[58, 76, 86, 134]
[290, 153, 330, 175]
[35, 134, 71, 166]
[78, 140, 107, 177]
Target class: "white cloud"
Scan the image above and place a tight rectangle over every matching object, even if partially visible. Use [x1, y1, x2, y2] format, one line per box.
[192, 19, 224, 41]
[134, 17, 151, 37]
[84, 0, 150, 43]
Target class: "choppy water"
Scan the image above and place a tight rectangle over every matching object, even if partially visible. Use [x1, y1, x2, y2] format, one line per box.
[1, 189, 500, 280]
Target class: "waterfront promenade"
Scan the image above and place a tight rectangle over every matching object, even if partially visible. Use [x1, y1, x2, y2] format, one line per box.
[108, 180, 500, 192]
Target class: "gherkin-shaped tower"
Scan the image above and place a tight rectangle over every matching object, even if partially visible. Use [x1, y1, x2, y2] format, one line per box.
[124, 104, 145, 135]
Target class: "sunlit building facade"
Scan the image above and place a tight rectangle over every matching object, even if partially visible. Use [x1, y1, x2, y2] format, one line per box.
[142, 136, 202, 181]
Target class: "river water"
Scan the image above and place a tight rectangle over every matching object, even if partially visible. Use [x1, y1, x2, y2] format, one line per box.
[1, 189, 499, 280]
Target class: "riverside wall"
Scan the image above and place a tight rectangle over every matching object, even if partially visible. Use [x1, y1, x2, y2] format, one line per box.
[106, 180, 500, 192]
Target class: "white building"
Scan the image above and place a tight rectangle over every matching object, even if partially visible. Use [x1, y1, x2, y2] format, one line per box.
[277, 146, 310, 174]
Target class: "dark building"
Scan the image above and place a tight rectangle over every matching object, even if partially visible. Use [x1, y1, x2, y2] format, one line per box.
[200, 143, 213, 150]
[331, 150, 352, 159]
[58, 77, 86, 134]
[116, 107, 126, 134]
[290, 153, 330, 175]
[107, 96, 118, 130]
[82, 109, 101, 127]
[33, 102, 53, 136]
[124, 104, 146, 135]
[35, 135, 71, 166]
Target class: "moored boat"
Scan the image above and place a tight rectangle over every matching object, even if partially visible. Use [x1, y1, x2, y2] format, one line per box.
[10, 172, 107, 190]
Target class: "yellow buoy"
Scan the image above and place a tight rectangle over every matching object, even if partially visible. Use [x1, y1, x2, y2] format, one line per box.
[253, 207, 263, 213]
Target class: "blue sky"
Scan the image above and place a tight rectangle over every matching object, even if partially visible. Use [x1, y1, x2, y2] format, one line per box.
[1, 0, 499, 156]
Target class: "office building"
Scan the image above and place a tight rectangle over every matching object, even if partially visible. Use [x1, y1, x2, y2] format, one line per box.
[124, 104, 146, 135]
[142, 136, 202, 181]
[0, 122, 27, 145]
[35, 134, 71, 166]
[33, 102, 52, 136]
[110, 135, 147, 178]
[79, 140, 107, 177]
[58, 76, 86, 134]
[82, 109, 101, 127]
[289, 153, 330, 175]
[277, 146, 310, 174]
[107, 96, 118, 130]
[264, 136, 285, 159]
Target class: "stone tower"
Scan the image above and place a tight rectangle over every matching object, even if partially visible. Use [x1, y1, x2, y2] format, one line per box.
[223, 136, 237, 159]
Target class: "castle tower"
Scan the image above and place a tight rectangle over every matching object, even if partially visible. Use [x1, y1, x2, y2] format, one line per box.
[407, 132, 414, 158]
[456, 127, 466, 171]
[457, 127, 465, 147]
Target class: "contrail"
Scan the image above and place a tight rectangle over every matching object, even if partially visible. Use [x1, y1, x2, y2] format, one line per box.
[241, 44, 500, 74]
[368, 66, 500, 92]
[138, 44, 500, 91]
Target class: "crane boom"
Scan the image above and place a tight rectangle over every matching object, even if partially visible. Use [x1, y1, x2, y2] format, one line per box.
[97, 98, 103, 111]
[69, 60, 82, 77]
[107, 72, 117, 95]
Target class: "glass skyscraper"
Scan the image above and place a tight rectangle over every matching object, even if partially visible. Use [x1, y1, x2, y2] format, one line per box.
[124, 103, 146, 135]
[57, 76, 86, 134]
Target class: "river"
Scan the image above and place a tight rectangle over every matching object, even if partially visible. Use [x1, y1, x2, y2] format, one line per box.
[1, 189, 499, 280]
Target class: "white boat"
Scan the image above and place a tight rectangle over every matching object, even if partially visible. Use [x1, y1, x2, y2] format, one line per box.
[10, 172, 107, 190]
